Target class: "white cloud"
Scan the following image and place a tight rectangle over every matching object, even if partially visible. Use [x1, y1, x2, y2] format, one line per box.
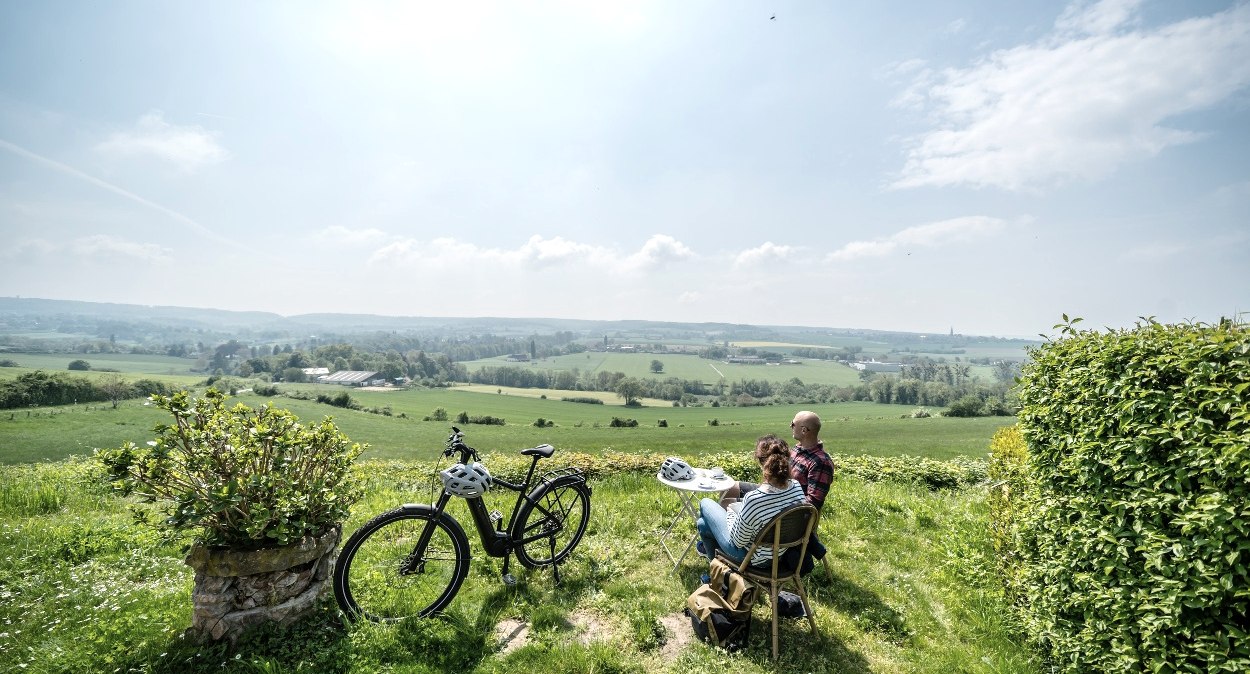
[893, 1, 1250, 191]
[622, 234, 695, 271]
[97, 110, 229, 172]
[828, 216, 1005, 261]
[678, 291, 702, 304]
[70, 235, 172, 263]
[314, 226, 390, 245]
[368, 233, 694, 274]
[733, 242, 797, 268]
[1055, 0, 1142, 36]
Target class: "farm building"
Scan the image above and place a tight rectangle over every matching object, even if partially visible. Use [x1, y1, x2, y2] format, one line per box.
[321, 370, 381, 386]
[302, 367, 330, 378]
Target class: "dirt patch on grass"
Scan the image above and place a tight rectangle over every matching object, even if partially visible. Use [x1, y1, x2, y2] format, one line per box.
[493, 608, 618, 654]
[494, 618, 529, 655]
[658, 611, 695, 659]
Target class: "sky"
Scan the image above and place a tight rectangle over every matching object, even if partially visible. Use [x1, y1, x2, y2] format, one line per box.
[1, 0, 1247, 338]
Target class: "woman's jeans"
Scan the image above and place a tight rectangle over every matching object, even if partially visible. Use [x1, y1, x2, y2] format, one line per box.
[696, 498, 748, 565]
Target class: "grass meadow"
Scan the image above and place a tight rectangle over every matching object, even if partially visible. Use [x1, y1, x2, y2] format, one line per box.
[459, 351, 865, 387]
[0, 352, 1036, 671]
[1, 385, 1014, 464]
[0, 457, 1041, 673]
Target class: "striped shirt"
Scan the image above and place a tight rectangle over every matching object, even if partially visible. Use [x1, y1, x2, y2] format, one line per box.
[727, 480, 805, 566]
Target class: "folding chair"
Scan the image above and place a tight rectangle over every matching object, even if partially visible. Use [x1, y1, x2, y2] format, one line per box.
[715, 502, 820, 659]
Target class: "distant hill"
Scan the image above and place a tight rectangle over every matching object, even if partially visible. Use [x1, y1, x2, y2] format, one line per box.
[0, 296, 1038, 359]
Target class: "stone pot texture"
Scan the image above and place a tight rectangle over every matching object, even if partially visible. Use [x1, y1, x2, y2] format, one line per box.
[184, 525, 341, 642]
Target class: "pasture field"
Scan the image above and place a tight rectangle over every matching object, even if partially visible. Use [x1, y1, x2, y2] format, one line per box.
[462, 351, 864, 387]
[0, 460, 1040, 673]
[1, 385, 1014, 464]
[0, 352, 202, 376]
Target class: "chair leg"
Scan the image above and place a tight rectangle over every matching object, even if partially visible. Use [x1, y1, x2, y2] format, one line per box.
[794, 576, 818, 635]
[770, 584, 780, 659]
[821, 554, 834, 584]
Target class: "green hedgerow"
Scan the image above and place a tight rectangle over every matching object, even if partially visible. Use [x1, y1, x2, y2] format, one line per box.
[1014, 317, 1250, 673]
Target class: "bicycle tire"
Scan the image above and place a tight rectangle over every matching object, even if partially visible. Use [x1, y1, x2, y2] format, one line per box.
[512, 476, 591, 569]
[334, 505, 470, 621]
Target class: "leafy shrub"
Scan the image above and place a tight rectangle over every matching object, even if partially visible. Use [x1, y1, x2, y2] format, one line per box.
[431, 407, 448, 421]
[561, 396, 604, 405]
[252, 383, 280, 396]
[986, 425, 1027, 599]
[910, 407, 931, 418]
[1013, 317, 1250, 672]
[608, 417, 638, 428]
[316, 391, 359, 409]
[67, 359, 91, 371]
[657, 419, 668, 427]
[943, 395, 984, 417]
[467, 415, 505, 425]
[707, 418, 719, 426]
[533, 417, 554, 427]
[98, 388, 365, 549]
[0, 358, 18, 367]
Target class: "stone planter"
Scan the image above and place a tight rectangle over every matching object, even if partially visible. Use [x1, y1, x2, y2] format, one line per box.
[184, 526, 341, 642]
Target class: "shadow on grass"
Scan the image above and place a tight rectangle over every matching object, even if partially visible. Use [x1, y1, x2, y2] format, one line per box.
[813, 566, 912, 645]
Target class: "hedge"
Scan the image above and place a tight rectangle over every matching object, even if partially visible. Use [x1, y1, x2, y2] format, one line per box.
[353, 450, 988, 499]
[1013, 318, 1249, 672]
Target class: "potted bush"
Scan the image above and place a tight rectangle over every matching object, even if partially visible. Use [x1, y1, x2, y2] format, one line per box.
[101, 388, 365, 642]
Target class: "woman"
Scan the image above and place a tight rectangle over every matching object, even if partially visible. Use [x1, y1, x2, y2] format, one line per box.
[696, 434, 805, 567]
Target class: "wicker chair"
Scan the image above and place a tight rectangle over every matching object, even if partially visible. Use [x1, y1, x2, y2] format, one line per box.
[715, 502, 820, 659]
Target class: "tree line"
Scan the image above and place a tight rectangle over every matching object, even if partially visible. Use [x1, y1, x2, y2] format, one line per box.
[0, 371, 178, 409]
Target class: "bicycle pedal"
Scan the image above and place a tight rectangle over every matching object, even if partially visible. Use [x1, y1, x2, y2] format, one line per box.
[501, 573, 517, 586]
[489, 509, 503, 523]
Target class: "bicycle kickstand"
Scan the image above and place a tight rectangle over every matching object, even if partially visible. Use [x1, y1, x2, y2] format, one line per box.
[549, 537, 562, 586]
[500, 556, 516, 587]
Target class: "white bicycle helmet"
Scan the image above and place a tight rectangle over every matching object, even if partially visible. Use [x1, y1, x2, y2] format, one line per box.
[440, 461, 492, 497]
[659, 456, 695, 482]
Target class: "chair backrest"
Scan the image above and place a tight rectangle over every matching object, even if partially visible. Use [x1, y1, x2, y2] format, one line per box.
[736, 503, 819, 579]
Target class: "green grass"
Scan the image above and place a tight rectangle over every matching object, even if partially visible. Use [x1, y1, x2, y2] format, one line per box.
[0, 352, 203, 376]
[460, 351, 865, 387]
[0, 458, 1041, 673]
[1, 387, 1015, 464]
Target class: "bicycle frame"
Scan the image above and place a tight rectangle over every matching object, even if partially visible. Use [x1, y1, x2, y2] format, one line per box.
[424, 455, 542, 559]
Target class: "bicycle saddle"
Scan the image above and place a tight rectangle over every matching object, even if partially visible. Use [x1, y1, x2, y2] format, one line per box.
[521, 444, 554, 458]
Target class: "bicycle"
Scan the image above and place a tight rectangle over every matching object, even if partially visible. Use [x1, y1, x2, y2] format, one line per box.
[333, 427, 592, 621]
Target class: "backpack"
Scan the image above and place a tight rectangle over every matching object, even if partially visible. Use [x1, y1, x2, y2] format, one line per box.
[685, 558, 758, 651]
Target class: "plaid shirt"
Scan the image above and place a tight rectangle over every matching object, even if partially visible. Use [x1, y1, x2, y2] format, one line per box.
[790, 442, 834, 511]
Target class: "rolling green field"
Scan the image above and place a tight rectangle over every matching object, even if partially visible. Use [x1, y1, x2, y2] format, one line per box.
[0, 352, 202, 376]
[461, 351, 864, 387]
[2, 385, 1014, 464]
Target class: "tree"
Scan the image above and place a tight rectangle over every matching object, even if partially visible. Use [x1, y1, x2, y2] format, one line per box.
[650, 359, 664, 374]
[68, 359, 91, 371]
[615, 377, 646, 407]
[99, 374, 130, 409]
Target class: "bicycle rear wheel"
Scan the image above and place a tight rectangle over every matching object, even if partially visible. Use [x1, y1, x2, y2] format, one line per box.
[512, 477, 591, 569]
[334, 506, 470, 621]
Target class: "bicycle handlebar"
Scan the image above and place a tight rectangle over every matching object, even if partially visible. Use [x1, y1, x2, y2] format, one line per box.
[444, 426, 480, 464]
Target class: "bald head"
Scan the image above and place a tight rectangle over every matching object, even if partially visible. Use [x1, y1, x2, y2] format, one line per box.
[791, 410, 821, 446]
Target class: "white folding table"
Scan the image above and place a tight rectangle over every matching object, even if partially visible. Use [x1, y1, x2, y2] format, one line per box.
[656, 467, 735, 572]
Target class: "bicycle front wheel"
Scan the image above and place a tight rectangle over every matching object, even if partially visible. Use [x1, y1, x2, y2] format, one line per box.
[513, 477, 591, 569]
[334, 506, 470, 622]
